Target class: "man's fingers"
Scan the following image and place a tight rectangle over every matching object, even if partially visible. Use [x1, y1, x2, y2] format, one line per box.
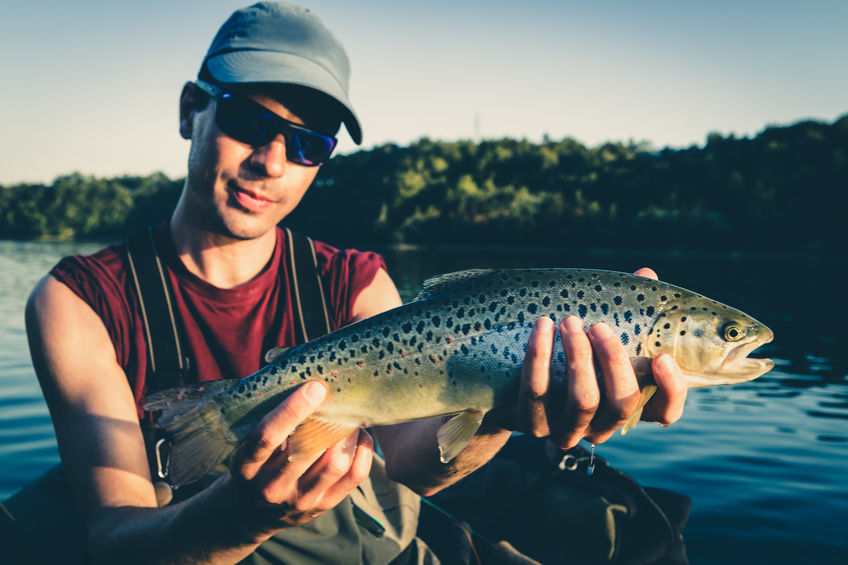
[555, 316, 600, 448]
[634, 267, 658, 280]
[233, 380, 327, 481]
[644, 354, 687, 425]
[310, 429, 374, 509]
[519, 317, 555, 436]
[586, 322, 640, 443]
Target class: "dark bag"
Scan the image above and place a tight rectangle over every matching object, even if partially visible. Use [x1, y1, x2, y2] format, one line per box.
[419, 436, 690, 565]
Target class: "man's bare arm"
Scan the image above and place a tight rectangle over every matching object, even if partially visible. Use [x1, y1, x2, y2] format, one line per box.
[27, 275, 371, 564]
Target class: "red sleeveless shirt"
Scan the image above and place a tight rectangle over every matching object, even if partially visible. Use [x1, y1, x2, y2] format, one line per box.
[51, 225, 386, 417]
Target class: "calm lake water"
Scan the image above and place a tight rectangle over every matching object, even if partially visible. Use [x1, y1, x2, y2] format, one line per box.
[1, 239, 846, 564]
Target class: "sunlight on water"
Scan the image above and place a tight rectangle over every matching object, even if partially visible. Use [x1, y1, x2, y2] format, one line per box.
[1, 240, 846, 564]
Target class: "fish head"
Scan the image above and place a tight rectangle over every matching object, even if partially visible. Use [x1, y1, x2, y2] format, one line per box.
[646, 296, 774, 388]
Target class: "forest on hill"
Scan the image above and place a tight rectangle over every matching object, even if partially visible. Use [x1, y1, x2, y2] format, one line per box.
[1, 114, 845, 250]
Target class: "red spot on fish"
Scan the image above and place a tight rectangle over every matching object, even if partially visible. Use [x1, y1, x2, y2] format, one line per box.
[257, 393, 263, 398]
[401, 350, 408, 357]
[446, 337, 453, 343]
[290, 381, 295, 385]
[332, 371, 339, 377]
[357, 361, 365, 367]
[430, 354, 440, 364]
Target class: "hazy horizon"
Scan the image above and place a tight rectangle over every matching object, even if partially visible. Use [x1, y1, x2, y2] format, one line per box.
[3, 0, 846, 185]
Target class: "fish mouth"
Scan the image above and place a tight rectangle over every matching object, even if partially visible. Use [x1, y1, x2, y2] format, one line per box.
[718, 329, 775, 383]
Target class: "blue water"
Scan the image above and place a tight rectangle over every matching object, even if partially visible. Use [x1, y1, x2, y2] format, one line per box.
[1, 240, 846, 564]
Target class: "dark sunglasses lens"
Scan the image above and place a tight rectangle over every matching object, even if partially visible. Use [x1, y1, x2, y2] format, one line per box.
[216, 96, 275, 147]
[216, 93, 336, 166]
[288, 131, 337, 166]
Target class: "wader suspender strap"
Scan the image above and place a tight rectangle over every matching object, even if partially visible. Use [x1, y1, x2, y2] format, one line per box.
[284, 227, 332, 343]
[125, 226, 332, 390]
[126, 227, 190, 392]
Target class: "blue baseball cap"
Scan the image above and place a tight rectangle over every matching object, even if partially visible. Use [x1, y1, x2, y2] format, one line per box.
[201, 2, 362, 144]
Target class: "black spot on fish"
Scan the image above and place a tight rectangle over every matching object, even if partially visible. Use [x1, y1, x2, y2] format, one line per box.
[655, 341, 661, 347]
[631, 285, 637, 291]
[426, 331, 434, 342]
[601, 303, 609, 315]
[614, 296, 623, 306]
[590, 303, 597, 312]
[489, 302, 498, 312]
[500, 289, 509, 297]
[382, 327, 391, 337]
[462, 324, 472, 335]
[563, 304, 571, 312]
[624, 311, 633, 323]
[594, 284, 602, 292]
[507, 296, 515, 305]
[456, 308, 465, 318]
[542, 296, 551, 307]
[531, 280, 540, 288]
[474, 321, 482, 331]
[386, 342, 394, 353]
[680, 331, 686, 336]
[432, 316, 441, 327]
[577, 290, 585, 299]
[681, 316, 688, 322]
[519, 289, 527, 297]
[484, 319, 492, 330]
[634, 324, 641, 335]
[578, 304, 588, 317]
[528, 303, 538, 314]
[637, 294, 645, 302]
[378, 351, 385, 360]
[402, 322, 412, 333]
[660, 295, 667, 302]
[646, 306, 655, 317]
[560, 289, 569, 298]
[621, 333, 629, 345]
[461, 344, 469, 355]
[664, 322, 671, 329]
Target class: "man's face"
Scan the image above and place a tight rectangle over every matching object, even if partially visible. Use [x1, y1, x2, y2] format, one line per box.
[182, 85, 332, 241]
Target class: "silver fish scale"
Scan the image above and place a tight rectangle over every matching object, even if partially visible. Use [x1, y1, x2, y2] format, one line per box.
[223, 269, 711, 427]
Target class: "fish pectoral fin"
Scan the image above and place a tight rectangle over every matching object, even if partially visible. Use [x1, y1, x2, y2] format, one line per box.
[621, 384, 658, 435]
[287, 417, 361, 461]
[437, 410, 485, 464]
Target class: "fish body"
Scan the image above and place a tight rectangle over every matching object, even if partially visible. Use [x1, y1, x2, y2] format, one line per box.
[146, 269, 774, 487]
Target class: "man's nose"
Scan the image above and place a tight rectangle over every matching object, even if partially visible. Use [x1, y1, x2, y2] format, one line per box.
[247, 135, 287, 177]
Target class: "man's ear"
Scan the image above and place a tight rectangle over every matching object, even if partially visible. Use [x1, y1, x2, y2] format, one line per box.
[179, 81, 205, 140]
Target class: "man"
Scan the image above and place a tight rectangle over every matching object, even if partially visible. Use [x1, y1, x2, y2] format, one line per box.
[25, 3, 686, 563]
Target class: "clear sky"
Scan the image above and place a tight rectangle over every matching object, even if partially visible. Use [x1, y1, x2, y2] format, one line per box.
[1, 0, 845, 185]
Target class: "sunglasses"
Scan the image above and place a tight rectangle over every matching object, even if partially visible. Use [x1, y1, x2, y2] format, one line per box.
[194, 80, 337, 167]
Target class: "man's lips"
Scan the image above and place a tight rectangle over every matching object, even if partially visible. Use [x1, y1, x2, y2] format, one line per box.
[229, 185, 274, 212]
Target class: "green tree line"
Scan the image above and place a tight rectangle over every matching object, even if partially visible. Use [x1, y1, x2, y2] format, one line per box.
[2, 114, 846, 250]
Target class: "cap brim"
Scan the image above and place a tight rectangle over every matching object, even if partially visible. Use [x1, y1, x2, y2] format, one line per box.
[207, 50, 362, 144]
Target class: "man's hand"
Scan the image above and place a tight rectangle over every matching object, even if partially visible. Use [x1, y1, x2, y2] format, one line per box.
[225, 380, 373, 536]
[515, 267, 687, 449]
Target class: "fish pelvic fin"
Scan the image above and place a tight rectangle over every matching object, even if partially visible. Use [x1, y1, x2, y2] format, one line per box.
[437, 410, 485, 463]
[143, 381, 238, 488]
[287, 417, 361, 461]
[621, 384, 658, 435]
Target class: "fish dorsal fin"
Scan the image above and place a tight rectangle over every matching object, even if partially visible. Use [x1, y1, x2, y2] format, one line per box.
[436, 409, 485, 463]
[287, 416, 361, 461]
[414, 269, 495, 301]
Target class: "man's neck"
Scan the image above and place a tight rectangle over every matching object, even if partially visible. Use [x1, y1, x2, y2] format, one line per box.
[168, 215, 278, 290]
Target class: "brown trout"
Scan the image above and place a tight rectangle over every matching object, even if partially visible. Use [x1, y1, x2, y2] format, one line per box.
[145, 269, 774, 487]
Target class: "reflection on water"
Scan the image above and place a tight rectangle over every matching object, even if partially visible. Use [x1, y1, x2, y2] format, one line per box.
[0, 240, 846, 563]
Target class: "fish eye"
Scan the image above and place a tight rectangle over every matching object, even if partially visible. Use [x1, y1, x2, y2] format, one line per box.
[722, 322, 745, 342]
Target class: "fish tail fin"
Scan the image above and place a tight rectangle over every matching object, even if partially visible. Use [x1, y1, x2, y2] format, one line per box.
[621, 384, 658, 435]
[143, 381, 238, 488]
